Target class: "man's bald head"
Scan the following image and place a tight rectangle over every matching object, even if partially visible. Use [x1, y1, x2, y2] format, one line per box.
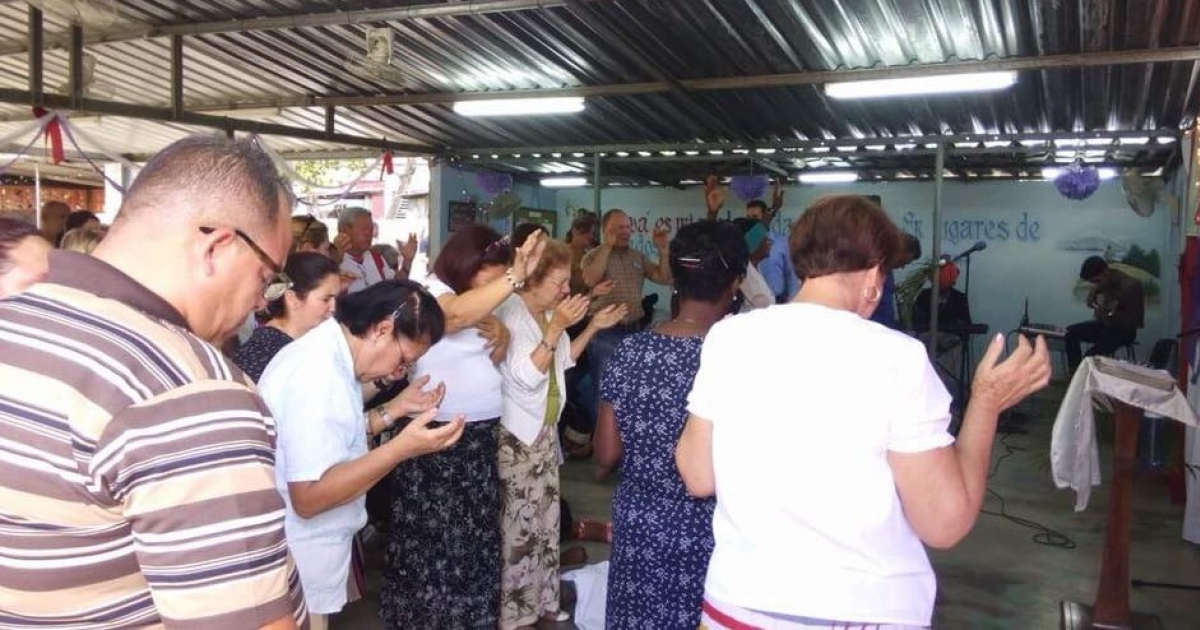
[113, 135, 291, 235]
[94, 135, 295, 344]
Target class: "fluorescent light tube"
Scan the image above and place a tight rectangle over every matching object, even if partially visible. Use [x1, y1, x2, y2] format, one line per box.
[798, 171, 858, 184]
[826, 71, 1017, 99]
[541, 176, 588, 188]
[453, 97, 584, 117]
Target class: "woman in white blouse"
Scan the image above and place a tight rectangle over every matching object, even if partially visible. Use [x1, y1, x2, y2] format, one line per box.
[257, 279, 463, 630]
[495, 238, 625, 629]
[677, 195, 1050, 629]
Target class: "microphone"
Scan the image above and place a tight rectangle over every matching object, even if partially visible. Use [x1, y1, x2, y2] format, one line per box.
[951, 240, 987, 262]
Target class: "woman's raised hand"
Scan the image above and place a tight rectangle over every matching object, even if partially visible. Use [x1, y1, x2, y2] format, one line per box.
[589, 303, 629, 330]
[552, 294, 590, 330]
[970, 333, 1052, 416]
[512, 229, 546, 283]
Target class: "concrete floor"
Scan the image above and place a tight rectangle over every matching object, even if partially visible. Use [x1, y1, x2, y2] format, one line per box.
[335, 386, 1200, 629]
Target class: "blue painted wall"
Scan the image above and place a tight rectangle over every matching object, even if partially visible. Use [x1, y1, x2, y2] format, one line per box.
[553, 179, 1178, 363]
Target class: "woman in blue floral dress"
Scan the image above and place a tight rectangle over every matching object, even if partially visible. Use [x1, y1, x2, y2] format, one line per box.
[593, 220, 749, 629]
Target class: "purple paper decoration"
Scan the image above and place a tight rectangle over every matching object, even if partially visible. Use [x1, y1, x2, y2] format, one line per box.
[476, 170, 513, 196]
[1054, 163, 1101, 201]
[729, 174, 769, 202]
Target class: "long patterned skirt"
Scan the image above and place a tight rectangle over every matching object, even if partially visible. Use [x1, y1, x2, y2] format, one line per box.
[380, 419, 501, 629]
[497, 424, 561, 629]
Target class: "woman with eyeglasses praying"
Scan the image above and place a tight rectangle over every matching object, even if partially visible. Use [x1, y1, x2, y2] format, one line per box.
[256, 279, 464, 630]
[380, 224, 544, 630]
[590, 220, 746, 630]
[494, 238, 625, 629]
[233, 252, 341, 381]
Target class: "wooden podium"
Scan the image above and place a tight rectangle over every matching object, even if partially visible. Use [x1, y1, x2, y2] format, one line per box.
[1060, 400, 1164, 630]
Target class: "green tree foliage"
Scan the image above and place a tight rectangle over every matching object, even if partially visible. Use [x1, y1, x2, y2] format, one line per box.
[1120, 244, 1161, 278]
[291, 159, 370, 193]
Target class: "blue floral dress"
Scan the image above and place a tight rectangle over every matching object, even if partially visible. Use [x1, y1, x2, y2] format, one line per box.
[601, 331, 715, 630]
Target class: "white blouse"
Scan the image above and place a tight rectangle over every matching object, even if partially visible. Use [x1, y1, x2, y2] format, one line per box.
[257, 318, 368, 615]
[688, 303, 954, 626]
[411, 275, 505, 423]
[495, 295, 574, 445]
[740, 263, 776, 312]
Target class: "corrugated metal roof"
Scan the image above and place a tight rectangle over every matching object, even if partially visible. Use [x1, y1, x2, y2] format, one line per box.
[0, 0, 1195, 183]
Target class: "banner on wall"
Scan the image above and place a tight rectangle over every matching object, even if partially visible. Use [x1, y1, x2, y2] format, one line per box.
[512, 207, 557, 238]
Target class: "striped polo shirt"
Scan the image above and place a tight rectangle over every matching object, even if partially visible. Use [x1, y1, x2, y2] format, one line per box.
[0, 251, 307, 629]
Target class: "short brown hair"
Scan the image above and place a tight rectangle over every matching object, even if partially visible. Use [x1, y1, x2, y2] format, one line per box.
[431, 224, 512, 294]
[524, 239, 571, 289]
[600, 208, 627, 230]
[789, 194, 902, 280]
[570, 213, 596, 233]
[291, 215, 330, 251]
[115, 135, 289, 233]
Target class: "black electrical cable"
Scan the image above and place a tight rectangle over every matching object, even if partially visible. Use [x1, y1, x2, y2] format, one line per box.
[980, 432, 1077, 549]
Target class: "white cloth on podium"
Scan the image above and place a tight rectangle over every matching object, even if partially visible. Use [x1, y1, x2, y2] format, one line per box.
[1051, 357, 1198, 512]
[1183, 340, 1200, 544]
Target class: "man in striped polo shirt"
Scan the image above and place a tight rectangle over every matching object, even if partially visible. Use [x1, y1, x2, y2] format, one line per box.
[0, 136, 307, 629]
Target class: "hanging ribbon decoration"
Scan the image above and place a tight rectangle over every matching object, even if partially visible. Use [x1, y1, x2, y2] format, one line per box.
[57, 115, 129, 193]
[251, 134, 384, 208]
[31, 107, 64, 164]
[0, 113, 54, 180]
[380, 150, 394, 177]
[61, 114, 140, 173]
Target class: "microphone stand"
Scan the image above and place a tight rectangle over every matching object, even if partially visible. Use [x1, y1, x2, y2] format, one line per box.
[958, 250, 978, 416]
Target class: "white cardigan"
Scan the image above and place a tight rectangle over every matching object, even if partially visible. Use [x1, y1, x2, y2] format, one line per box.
[496, 296, 575, 445]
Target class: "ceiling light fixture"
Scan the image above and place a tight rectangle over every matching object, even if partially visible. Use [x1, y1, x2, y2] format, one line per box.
[825, 71, 1017, 99]
[541, 176, 588, 188]
[453, 96, 585, 117]
[798, 171, 858, 184]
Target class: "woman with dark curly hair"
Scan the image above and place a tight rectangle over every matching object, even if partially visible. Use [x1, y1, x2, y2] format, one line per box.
[593, 219, 748, 630]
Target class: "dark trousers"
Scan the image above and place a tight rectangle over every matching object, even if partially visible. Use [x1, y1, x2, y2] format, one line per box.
[588, 324, 640, 421]
[1065, 320, 1137, 371]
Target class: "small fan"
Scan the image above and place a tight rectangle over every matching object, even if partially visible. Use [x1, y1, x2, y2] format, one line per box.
[345, 28, 407, 86]
[26, 0, 121, 28]
[54, 54, 116, 100]
[489, 191, 522, 220]
[1120, 168, 1163, 217]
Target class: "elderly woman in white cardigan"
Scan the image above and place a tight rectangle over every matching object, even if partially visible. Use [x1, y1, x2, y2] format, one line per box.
[495, 238, 626, 629]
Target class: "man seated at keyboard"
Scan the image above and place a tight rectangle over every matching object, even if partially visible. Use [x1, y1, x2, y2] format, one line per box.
[1064, 255, 1144, 373]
